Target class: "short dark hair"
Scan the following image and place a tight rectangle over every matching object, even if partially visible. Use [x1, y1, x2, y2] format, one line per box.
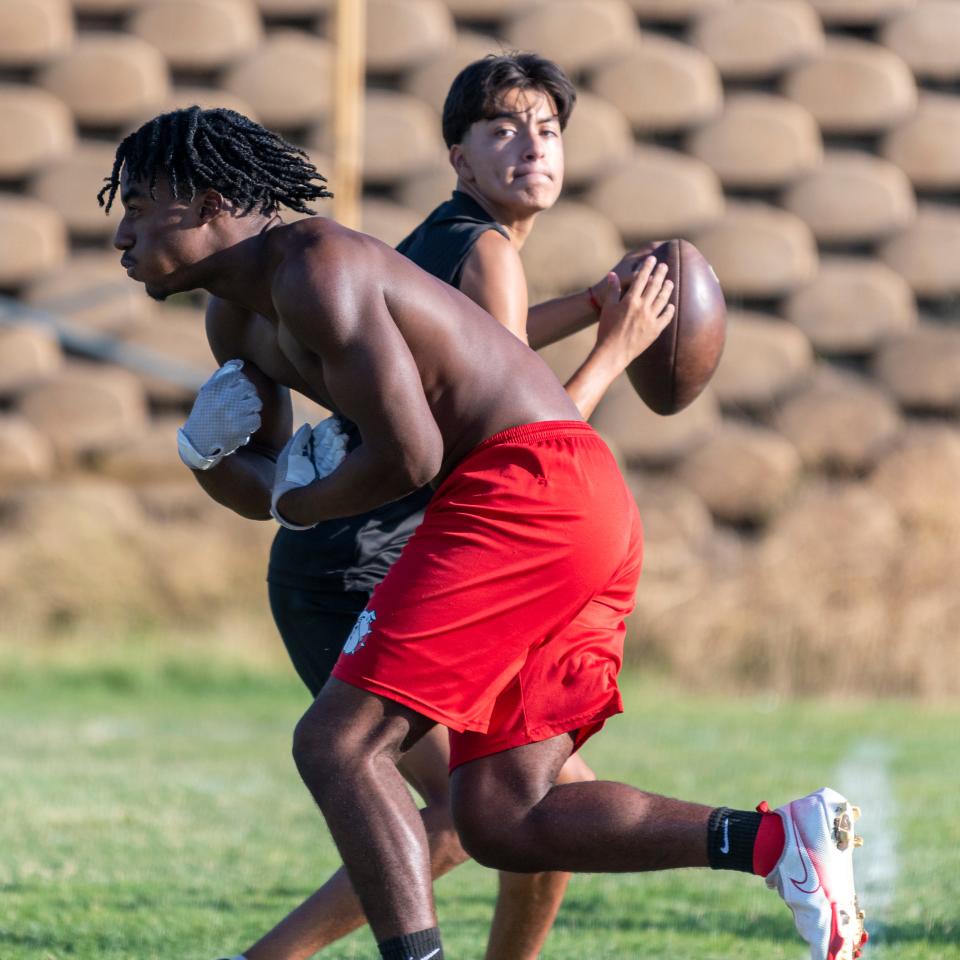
[98, 106, 332, 215]
[441, 52, 577, 148]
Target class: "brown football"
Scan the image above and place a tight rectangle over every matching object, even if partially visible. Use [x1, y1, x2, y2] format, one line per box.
[626, 239, 727, 415]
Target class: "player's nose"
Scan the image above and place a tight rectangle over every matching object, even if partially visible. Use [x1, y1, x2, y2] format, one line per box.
[112, 222, 133, 250]
[522, 131, 545, 160]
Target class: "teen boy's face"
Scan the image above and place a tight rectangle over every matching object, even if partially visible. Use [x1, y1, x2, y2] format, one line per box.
[452, 86, 564, 215]
[112, 169, 211, 301]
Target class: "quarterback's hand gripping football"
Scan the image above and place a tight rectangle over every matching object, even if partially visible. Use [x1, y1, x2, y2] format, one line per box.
[270, 418, 349, 530]
[177, 359, 263, 471]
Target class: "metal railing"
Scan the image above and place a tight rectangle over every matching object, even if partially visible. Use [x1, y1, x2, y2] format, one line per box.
[0, 293, 208, 392]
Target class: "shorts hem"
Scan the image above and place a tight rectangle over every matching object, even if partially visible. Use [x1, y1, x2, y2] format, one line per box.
[331, 666, 488, 735]
[449, 695, 624, 771]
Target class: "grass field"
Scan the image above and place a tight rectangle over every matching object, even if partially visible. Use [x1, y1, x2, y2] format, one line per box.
[1, 646, 958, 960]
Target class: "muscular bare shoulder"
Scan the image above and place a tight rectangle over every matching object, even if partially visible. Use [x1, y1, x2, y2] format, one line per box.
[269, 219, 390, 349]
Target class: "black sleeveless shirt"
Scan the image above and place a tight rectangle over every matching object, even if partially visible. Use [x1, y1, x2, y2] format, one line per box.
[267, 191, 509, 593]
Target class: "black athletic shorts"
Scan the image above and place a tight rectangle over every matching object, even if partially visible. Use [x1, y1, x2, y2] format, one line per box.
[268, 582, 371, 697]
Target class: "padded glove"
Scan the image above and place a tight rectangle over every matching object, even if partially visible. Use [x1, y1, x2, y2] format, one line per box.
[177, 359, 262, 471]
[271, 423, 319, 530]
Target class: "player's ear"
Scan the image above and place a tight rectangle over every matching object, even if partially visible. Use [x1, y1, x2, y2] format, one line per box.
[197, 189, 225, 223]
[449, 145, 473, 182]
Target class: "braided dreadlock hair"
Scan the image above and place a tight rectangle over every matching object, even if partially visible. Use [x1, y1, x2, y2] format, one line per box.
[98, 106, 333, 216]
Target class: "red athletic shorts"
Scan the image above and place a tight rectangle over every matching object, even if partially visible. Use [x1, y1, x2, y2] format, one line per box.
[331, 420, 643, 770]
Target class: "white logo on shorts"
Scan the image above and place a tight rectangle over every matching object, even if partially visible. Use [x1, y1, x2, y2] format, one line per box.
[343, 609, 376, 654]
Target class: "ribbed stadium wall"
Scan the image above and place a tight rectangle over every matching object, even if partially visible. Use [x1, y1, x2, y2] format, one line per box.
[1, 0, 959, 694]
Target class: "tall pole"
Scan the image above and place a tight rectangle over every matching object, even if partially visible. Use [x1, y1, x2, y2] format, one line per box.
[333, 0, 366, 229]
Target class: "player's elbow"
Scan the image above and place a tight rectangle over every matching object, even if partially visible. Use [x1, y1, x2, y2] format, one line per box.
[371, 423, 442, 493]
[401, 434, 443, 488]
[394, 423, 443, 490]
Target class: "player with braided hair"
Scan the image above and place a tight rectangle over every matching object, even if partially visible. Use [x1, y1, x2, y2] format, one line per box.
[104, 101, 865, 960]
[236, 53, 673, 960]
[99, 106, 332, 219]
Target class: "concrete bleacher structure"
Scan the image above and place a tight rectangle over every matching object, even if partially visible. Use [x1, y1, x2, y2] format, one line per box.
[689, 0, 825, 79]
[1, 0, 958, 692]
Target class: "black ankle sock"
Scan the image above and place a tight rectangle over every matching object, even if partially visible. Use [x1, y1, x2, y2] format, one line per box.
[378, 927, 443, 960]
[707, 806, 763, 874]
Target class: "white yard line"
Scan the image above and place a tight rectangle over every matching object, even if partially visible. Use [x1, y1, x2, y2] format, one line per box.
[834, 740, 899, 956]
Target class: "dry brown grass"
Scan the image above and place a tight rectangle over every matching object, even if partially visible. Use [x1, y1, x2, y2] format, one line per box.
[2, 447, 959, 699]
[627, 472, 960, 698]
[0, 476, 274, 640]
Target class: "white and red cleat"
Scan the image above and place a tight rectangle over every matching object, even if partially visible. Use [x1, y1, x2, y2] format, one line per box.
[763, 787, 868, 960]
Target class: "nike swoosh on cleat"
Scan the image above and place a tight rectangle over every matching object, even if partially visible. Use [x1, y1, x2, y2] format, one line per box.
[787, 813, 822, 895]
[720, 817, 730, 855]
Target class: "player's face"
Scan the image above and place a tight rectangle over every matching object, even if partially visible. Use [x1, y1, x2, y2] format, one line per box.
[453, 87, 564, 216]
[112, 170, 211, 301]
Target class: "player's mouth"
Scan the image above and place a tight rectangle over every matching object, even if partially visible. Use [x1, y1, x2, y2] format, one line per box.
[120, 256, 137, 276]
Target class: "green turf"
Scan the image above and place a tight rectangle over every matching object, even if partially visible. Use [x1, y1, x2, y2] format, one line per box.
[1, 652, 957, 959]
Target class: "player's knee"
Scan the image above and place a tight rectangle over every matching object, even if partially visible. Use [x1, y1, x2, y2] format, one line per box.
[291, 702, 349, 785]
[458, 823, 516, 870]
[291, 711, 324, 782]
[451, 798, 517, 869]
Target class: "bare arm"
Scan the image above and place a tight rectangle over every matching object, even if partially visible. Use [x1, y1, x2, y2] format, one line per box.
[458, 229, 528, 343]
[526, 288, 602, 352]
[272, 245, 444, 526]
[526, 243, 664, 351]
[459, 236, 670, 418]
[189, 298, 293, 520]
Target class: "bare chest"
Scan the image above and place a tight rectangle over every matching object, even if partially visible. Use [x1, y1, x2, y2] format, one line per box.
[240, 312, 335, 410]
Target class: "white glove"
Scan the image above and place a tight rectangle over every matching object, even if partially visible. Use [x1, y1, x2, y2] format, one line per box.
[271, 423, 319, 530]
[270, 418, 350, 530]
[311, 416, 349, 478]
[178, 359, 262, 471]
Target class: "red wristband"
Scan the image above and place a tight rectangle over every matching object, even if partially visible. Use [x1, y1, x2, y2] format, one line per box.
[587, 286, 602, 314]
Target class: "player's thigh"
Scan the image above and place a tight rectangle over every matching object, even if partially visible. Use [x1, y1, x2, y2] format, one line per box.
[268, 582, 370, 696]
[450, 732, 575, 828]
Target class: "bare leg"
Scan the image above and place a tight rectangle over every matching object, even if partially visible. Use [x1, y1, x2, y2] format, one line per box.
[293, 686, 712, 946]
[244, 735, 593, 960]
[244, 726, 467, 960]
[291, 678, 439, 941]
[483, 752, 595, 960]
[452, 734, 712, 874]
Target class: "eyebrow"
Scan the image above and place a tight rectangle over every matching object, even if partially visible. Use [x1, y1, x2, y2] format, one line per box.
[488, 110, 560, 124]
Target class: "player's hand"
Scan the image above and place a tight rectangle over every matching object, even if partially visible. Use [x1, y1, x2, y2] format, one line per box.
[271, 423, 319, 530]
[594, 256, 675, 367]
[177, 359, 263, 471]
[588, 241, 665, 310]
[310, 416, 349, 479]
[270, 418, 349, 529]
